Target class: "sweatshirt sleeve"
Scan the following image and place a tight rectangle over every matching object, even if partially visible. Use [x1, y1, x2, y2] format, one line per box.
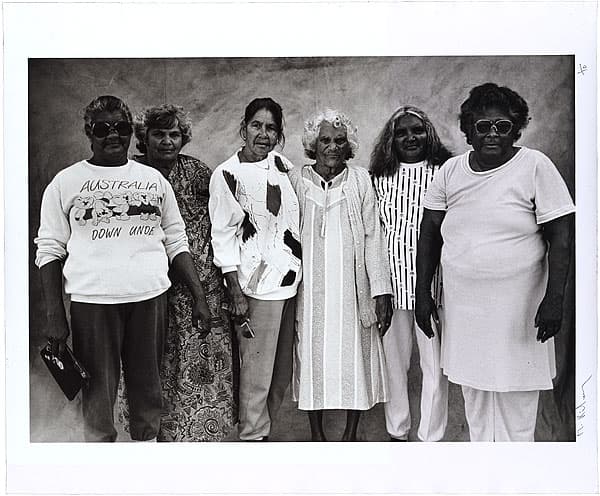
[160, 176, 190, 262]
[208, 165, 246, 273]
[34, 177, 71, 268]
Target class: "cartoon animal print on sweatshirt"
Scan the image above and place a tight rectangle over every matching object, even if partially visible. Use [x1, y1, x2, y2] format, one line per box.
[73, 195, 95, 226]
[91, 192, 114, 226]
[72, 190, 163, 226]
[138, 192, 160, 221]
[110, 192, 132, 220]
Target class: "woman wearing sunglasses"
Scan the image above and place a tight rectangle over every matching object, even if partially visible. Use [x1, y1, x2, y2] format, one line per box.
[415, 83, 575, 441]
[116, 104, 235, 441]
[34, 95, 209, 442]
[209, 97, 301, 441]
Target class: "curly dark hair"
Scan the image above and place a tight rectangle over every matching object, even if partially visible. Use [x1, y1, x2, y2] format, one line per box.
[459, 83, 530, 143]
[133, 104, 192, 154]
[370, 105, 452, 178]
[83, 95, 133, 138]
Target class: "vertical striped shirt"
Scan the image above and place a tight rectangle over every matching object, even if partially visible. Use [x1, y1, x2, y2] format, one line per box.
[372, 160, 441, 310]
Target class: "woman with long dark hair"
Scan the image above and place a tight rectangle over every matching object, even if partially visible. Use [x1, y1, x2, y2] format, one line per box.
[370, 105, 451, 442]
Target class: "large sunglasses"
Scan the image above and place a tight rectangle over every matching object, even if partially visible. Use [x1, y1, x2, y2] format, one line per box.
[91, 121, 133, 138]
[474, 119, 513, 135]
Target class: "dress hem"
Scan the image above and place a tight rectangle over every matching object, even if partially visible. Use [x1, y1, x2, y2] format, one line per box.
[445, 372, 555, 393]
[296, 400, 387, 411]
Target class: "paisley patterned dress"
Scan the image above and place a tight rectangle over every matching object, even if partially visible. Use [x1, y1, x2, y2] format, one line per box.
[119, 154, 235, 441]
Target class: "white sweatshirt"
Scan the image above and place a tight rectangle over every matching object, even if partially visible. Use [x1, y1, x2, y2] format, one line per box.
[209, 150, 301, 300]
[35, 159, 189, 304]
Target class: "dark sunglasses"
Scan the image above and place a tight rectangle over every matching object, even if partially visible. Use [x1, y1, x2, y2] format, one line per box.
[474, 119, 513, 135]
[91, 121, 133, 138]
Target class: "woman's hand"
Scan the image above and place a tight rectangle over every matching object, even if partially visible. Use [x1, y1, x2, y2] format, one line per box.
[40, 261, 70, 358]
[224, 271, 249, 324]
[535, 214, 573, 343]
[230, 291, 249, 323]
[415, 209, 444, 339]
[535, 293, 563, 343]
[415, 292, 438, 339]
[191, 295, 212, 337]
[375, 294, 393, 337]
[46, 311, 70, 358]
[169, 253, 214, 337]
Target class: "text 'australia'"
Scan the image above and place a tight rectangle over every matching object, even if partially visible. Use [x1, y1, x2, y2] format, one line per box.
[80, 179, 158, 193]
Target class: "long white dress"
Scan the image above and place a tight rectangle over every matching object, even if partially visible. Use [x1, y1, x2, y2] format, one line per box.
[292, 166, 388, 410]
[423, 147, 575, 392]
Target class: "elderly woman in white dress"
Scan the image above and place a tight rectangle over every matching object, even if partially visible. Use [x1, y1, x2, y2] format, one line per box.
[289, 109, 393, 441]
[416, 83, 575, 441]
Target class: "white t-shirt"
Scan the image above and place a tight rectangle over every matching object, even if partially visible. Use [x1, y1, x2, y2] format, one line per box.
[35, 159, 189, 304]
[424, 147, 575, 279]
[423, 147, 575, 391]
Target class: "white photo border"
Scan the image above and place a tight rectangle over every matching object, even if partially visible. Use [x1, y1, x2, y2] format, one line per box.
[5, 1, 598, 493]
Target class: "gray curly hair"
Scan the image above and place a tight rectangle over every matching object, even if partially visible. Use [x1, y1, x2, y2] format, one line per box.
[133, 104, 193, 154]
[302, 109, 359, 160]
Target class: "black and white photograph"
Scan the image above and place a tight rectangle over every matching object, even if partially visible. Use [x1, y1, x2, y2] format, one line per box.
[28, 55, 576, 445]
[5, 1, 598, 494]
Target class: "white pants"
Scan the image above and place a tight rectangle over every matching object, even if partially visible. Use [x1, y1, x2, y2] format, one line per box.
[461, 386, 540, 442]
[382, 308, 448, 441]
[237, 297, 295, 441]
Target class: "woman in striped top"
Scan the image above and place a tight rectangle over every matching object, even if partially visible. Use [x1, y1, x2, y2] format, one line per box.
[370, 106, 452, 441]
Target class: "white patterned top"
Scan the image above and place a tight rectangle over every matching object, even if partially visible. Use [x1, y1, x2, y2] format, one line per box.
[372, 160, 441, 310]
[209, 150, 302, 300]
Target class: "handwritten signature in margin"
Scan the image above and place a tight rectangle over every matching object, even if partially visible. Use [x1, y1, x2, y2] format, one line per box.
[576, 374, 592, 437]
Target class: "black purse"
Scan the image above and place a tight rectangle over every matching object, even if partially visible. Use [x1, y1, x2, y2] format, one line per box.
[40, 340, 90, 401]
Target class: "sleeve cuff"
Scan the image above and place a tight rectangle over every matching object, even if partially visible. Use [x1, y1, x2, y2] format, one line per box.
[371, 281, 393, 298]
[167, 245, 190, 263]
[422, 202, 447, 211]
[221, 266, 238, 274]
[35, 253, 64, 268]
[536, 205, 576, 224]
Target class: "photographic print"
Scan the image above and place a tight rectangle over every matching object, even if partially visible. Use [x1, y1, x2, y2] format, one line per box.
[6, 1, 598, 494]
[28, 55, 576, 444]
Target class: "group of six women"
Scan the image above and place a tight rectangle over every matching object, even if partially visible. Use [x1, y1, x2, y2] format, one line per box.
[36, 82, 574, 443]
